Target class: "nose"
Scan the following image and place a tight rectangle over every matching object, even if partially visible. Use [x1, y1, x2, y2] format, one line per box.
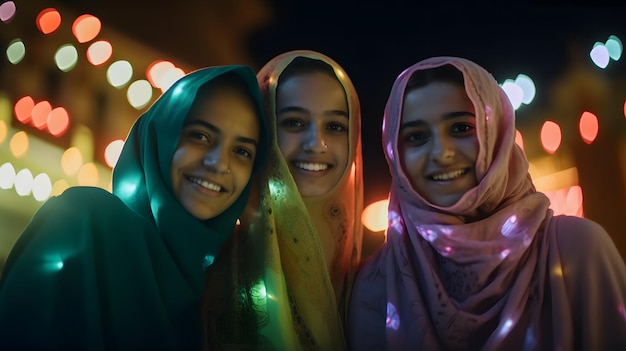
[202, 146, 231, 175]
[301, 125, 328, 153]
[431, 133, 455, 165]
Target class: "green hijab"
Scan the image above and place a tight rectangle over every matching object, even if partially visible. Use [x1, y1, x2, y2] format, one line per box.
[0, 65, 269, 350]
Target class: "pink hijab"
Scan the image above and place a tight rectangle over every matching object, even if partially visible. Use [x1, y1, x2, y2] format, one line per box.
[353, 57, 555, 349]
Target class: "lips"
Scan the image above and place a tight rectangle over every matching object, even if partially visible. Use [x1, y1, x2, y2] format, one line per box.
[428, 169, 468, 181]
[186, 175, 227, 193]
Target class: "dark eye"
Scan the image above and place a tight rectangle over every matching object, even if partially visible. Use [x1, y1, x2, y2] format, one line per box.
[188, 130, 211, 143]
[280, 118, 304, 129]
[405, 131, 428, 145]
[235, 147, 254, 159]
[327, 122, 348, 133]
[452, 123, 475, 135]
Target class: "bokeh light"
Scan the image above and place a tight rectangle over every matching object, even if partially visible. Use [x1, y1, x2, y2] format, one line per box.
[36, 8, 61, 34]
[104, 139, 124, 168]
[0, 162, 16, 189]
[0, 120, 7, 144]
[362, 199, 390, 232]
[9, 130, 28, 158]
[47, 106, 70, 136]
[590, 42, 610, 69]
[14, 168, 33, 196]
[0, 1, 16, 23]
[32, 173, 52, 201]
[515, 74, 536, 104]
[31, 100, 52, 129]
[51, 179, 70, 196]
[540, 120, 562, 154]
[14, 95, 34, 123]
[54, 44, 79, 72]
[61, 146, 83, 176]
[77, 162, 99, 186]
[501, 80, 523, 110]
[6, 38, 25, 64]
[86, 40, 112, 66]
[107, 60, 133, 88]
[72, 14, 101, 43]
[605, 35, 622, 61]
[127, 80, 153, 109]
[579, 111, 598, 144]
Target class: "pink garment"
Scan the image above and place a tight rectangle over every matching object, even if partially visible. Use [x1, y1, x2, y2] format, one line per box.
[348, 57, 626, 350]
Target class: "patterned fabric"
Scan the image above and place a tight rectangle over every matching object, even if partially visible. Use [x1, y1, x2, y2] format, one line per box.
[349, 57, 626, 350]
[231, 50, 364, 350]
[0, 65, 269, 350]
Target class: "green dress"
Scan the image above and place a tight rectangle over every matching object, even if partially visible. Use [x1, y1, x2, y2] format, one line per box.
[0, 65, 269, 350]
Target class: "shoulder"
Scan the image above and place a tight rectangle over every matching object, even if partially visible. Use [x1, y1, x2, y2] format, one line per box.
[551, 215, 616, 258]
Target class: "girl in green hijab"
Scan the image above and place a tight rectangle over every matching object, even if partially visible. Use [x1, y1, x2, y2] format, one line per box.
[0, 65, 269, 350]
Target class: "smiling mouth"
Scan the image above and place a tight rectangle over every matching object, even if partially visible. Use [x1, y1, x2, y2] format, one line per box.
[187, 176, 225, 192]
[429, 169, 468, 181]
[294, 162, 330, 172]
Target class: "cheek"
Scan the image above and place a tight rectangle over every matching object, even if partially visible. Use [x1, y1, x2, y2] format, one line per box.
[277, 133, 298, 155]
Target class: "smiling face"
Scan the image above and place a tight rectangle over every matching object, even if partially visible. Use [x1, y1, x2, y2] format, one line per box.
[171, 82, 260, 220]
[275, 71, 349, 197]
[398, 80, 479, 207]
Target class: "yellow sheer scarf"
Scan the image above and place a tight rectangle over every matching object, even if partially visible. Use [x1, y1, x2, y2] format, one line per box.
[238, 50, 363, 350]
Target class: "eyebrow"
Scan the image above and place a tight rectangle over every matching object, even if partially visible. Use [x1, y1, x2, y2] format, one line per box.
[399, 111, 475, 132]
[185, 120, 258, 147]
[277, 106, 349, 119]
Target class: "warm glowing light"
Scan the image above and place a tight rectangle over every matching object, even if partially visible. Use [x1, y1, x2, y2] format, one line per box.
[0, 120, 6, 143]
[623, 101, 626, 119]
[579, 111, 598, 144]
[9, 130, 28, 158]
[147, 60, 175, 88]
[31, 100, 52, 129]
[515, 129, 524, 151]
[159, 67, 185, 92]
[51, 179, 70, 196]
[0, 162, 16, 189]
[362, 199, 390, 232]
[86, 40, 112, 66]
[36, 8, 61, 34]
[590, 42, 610, 69]
[6, 38, 25, 64]
[0, 1, 16, 22]
[77, 162, 98, 186]
[71, 125, 94, 162]
[72, 14, 101, 43]
[61, 147, 83, 176]
[104, 139, 124, 168]
[14, 168, 33, 196]
[540, 120, 561, 154]
[47, 107, 70, 136]
[127, 80, 153, 109]
[543, 185, 584, 217]
[107, 60, 133, 88]
[32, 173, 52, 201]
[14, 95, 34, 123]
[54, 44, 79, 72]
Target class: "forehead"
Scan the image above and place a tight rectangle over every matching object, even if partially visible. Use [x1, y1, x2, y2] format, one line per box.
[401, 81, 474, 123]
[276, 72, 347, 106]
[186, 87, 259, 134]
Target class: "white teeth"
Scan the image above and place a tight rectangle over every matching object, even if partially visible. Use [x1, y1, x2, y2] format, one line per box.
[431, 169, 466, 181]
[296, 162, 328, 171]
[190, 177, 222, 192]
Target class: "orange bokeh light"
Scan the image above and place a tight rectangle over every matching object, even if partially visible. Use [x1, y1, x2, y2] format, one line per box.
[36, 8, 61, 34]
[31, 100, 52, 129]
[72, 14, 101, 43]
[579, 111, 599, 144]
[147, 60, 175, 88]
[47, 107, 70, 136]
[540, 120, 561, 154]
[14, 96, 34, 123]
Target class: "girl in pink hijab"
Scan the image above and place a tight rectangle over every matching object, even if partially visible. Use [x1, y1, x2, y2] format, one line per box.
[348, 56, 626, 350]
